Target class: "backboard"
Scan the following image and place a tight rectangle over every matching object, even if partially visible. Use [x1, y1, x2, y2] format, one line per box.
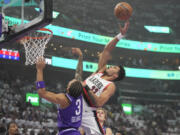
[0, 0, 52, 46]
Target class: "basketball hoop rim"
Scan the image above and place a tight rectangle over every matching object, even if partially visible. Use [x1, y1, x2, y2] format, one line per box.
[22, 28, 53, 40]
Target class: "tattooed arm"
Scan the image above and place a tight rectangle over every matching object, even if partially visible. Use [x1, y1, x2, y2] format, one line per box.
[72, 48, 83, 81]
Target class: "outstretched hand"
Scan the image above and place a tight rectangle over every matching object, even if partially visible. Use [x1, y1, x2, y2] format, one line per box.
[119, 21, 129, 35]
[36, 57, 46, 70]
[72, 48, 82, 56]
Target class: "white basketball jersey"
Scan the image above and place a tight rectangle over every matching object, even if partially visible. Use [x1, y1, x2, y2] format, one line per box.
[84, 72, 112, 96]
[82, 72, 112, 135]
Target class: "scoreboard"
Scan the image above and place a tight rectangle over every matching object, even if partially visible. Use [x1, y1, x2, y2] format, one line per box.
[0, 48, 20, 60]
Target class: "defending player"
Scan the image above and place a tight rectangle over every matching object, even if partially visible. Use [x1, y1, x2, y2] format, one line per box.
[36, 48, 83, 135]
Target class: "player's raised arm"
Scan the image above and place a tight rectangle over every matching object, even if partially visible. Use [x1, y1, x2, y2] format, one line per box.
[72, 48, 83, 81]
[36, 58, 68, 106]
[98, 21, 129, 72]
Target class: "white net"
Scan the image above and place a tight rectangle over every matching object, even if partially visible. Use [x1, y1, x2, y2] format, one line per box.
[20, 28, 52, 65]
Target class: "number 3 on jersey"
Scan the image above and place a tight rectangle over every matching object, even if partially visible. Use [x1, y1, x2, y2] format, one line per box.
[75, 99, 81, 115]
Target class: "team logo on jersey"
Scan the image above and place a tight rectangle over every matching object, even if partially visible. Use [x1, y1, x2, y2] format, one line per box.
[88, 76, 103, 90]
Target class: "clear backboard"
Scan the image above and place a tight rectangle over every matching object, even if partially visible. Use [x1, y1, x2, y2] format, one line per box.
[0, 0, 52, 46]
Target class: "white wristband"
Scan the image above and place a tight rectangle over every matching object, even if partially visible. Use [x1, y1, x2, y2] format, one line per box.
[116, 33, 124, 40]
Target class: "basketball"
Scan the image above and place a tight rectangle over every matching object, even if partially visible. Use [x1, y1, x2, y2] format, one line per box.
[114, 2, 133, 21]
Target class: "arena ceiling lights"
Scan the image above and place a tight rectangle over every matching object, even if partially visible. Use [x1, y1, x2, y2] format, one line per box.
[144, 26, 171, 34]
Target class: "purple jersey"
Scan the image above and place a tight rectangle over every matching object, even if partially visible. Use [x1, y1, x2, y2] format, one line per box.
[58, 93, 82, 135]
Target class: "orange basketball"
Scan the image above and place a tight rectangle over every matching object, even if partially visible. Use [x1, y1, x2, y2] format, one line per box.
[114, 2, 133, 21]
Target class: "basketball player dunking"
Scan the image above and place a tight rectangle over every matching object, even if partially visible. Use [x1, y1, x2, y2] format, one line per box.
[81, 21, 129, 135]
[36, 48, 84, 135]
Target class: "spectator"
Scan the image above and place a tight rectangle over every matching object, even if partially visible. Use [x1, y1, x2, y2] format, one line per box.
[96, 108, 113, 135]
[6, 122, 19, 135]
